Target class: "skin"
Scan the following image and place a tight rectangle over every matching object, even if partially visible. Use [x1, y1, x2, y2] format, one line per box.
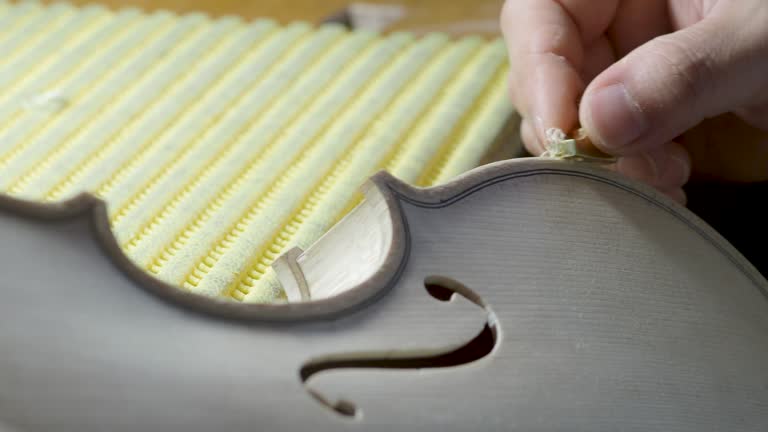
[500, 0, 768, 204]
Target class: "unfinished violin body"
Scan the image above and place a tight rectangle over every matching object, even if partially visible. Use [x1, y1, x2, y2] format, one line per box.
[1, 158, 766, 431]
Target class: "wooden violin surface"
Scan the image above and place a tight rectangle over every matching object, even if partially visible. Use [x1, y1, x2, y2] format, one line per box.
[1, 158, 766, 431]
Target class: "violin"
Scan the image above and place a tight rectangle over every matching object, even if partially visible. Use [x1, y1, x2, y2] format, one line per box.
[1, 157, 767, 431]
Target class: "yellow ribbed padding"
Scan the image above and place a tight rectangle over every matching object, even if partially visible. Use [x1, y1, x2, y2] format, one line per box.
[0, 0, 517, 303]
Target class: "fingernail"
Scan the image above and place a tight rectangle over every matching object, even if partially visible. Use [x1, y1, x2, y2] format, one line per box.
[520, 119, 544, 155]
[586, 83, 647, 150]
[653, 145, 691, 187]
[617, 145, 691, 188]
[663, 153, 691, 187]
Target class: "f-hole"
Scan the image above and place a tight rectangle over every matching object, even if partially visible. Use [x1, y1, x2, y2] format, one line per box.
[301, 276, 499, 418]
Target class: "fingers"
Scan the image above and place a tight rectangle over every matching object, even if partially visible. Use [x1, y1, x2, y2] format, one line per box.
[736, 103, 768, 131]
[681, 113, 768, 183]
[501, 0, 618, 146]
[522, 119, 692, 204]
[602, 142, 690, 205]
[580, 9, 768, 156]
[615, 142, 691, 190]
[580, 36, 616, 84]
[660, 187, 687, 206]
[520, 118, 543, 155]
[607, 0, 670, 57]
[521, 122, 693, 195]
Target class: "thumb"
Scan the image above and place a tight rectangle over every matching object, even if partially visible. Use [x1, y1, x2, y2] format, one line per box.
[579, 12, 768, 155]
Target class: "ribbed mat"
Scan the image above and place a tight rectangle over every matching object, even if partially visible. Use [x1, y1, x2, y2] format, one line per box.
[0, 0, 517, 302]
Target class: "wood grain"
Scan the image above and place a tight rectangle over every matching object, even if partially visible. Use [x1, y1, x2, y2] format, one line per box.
[1, 158, 766, 430]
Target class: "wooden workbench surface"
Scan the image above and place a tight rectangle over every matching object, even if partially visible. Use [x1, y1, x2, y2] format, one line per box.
[59, 0, 504, 35]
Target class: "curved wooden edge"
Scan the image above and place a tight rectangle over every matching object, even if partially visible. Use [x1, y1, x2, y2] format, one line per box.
[373, 157, 768, 294]
[0, 183, 408, 322]
[0, 157, 764, 323]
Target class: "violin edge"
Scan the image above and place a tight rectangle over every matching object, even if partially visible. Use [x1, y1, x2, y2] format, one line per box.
[0, 157, 764, 323]
[0, 175, 409, 323]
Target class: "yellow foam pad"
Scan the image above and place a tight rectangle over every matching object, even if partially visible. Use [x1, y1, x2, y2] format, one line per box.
[0, 0, 517, 302]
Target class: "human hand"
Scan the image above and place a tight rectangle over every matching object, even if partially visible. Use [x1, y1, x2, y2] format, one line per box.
[501, 0, 768, 204]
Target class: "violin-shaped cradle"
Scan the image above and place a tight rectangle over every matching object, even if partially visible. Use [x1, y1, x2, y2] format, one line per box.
[0, 158, 766, 431]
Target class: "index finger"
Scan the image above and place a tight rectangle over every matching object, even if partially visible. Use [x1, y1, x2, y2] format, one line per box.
[500, 0, 618, 151]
